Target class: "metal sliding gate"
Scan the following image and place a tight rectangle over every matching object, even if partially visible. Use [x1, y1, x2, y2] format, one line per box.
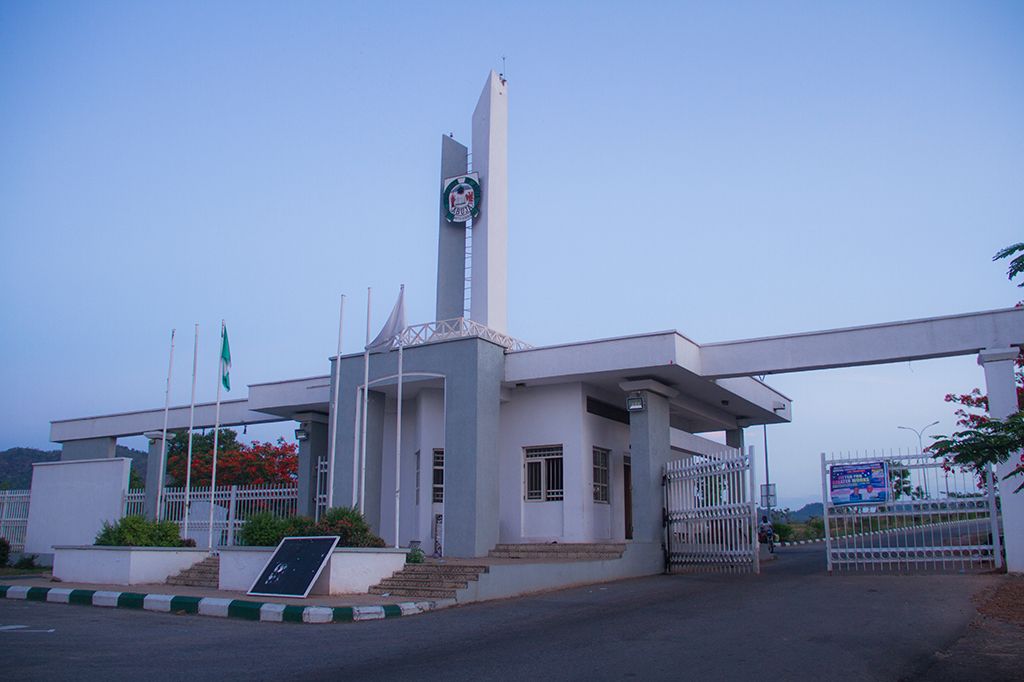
[664, 446, 759, 574]
[822, 452, 1002, 573]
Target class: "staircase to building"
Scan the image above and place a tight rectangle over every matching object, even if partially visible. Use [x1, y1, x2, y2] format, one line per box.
[166, 554, 220, 589]
[369, 563, 489, 600]
[488, 542, 627, 561]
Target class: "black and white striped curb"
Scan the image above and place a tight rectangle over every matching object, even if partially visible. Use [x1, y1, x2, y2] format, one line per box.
[779, 519, 985, 547]
[0, 584, 441, 624]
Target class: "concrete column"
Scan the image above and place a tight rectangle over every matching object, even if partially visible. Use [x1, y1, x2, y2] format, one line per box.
[144, 432, 168, 519]
[979, 347, 1024, 572]
[725, 429, 745, 450]
[60, 437, 116, 461]
[627, 391, 672, 544]
[363, 391, 386, 531]
[436, 134, 469, 321]
[296, 414, 328, 517]
[443, 340, 504, 557]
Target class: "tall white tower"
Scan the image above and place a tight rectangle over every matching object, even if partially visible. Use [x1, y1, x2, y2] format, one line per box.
[435, 71, 508, 334]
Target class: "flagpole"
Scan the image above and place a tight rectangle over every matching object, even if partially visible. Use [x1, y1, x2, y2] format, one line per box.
[359, 287, 371, 513]
[394, 285, 405, 549]
[156, 329, 176, 521]
[183, 324, 199, 540]
[207, 320, 225, 550]
[326, 294, 345, 514]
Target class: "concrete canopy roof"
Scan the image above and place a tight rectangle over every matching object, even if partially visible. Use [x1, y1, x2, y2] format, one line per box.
[505, 331, 791, 434]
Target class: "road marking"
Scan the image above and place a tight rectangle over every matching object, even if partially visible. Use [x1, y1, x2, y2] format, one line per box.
[0, 624, 56, 633]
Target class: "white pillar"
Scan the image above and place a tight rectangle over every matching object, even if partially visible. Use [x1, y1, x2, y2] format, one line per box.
[469, 71, 509, 334]
[978, 347, 1023, 572]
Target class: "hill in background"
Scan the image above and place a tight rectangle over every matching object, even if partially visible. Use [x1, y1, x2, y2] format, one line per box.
[0, 446, 148, 489]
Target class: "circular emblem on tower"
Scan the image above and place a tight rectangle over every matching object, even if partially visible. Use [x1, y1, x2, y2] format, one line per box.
[441, 172, 481, 223]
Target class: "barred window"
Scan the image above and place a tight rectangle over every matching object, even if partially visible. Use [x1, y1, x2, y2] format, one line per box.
[593, 447, 610, 503]
[415, 450, 421, 505]
[525, 445, 563, 501]
[432, 449, 444, 503]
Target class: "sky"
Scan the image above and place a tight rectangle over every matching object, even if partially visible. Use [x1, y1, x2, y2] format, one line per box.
[1, 2, 1022, 507]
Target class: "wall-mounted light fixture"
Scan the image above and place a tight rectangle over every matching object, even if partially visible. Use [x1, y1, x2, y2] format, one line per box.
[294, 427, 310, 442]
[625, 392, 646, 413]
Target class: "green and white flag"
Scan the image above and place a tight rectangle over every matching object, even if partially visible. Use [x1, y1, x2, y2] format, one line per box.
[220, 324, 231, 391]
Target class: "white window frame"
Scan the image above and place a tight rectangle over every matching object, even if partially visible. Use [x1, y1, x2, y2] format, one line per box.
[593, 447, 610, 503]
[524, 445, 564, 502]
[432, 449, 444, 503]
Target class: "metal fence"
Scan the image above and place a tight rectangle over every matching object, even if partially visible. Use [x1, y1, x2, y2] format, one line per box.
[123, 484, 298, 548]
[664, 446, 759, 574]
[821, 451, 1001, 574]
[0, 489, 31, 552]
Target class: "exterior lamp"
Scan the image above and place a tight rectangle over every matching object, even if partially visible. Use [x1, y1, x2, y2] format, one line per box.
[294, 427, 309, 442]
[625, 392, 646, 412]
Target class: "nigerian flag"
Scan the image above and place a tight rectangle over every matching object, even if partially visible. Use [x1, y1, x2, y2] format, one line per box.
[220, 324, 231, 392]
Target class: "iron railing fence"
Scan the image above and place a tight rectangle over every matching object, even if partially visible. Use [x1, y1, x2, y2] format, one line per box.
[664, 446, 759, 574]
[123, 484, 298, 548]
[821, 451, 1001, 574]
[395, 317, 534, 352]
[0, 489, 31, 552]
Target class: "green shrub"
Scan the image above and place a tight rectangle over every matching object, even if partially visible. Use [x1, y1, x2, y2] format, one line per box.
[237, 507, 386, 548]
[13, 554, 38, 569]
[94, 515, 187, 547]
[406, 547, 425, 564]
[238, 512, 287, 546]
[315, 507, 386, 548]
[282, 515, 317, 538]
[0, 537, 9, 567]
[773, 522, 793, 543]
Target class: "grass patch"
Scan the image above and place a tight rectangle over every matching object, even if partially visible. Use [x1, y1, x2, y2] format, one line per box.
[0, 566, 50, 576]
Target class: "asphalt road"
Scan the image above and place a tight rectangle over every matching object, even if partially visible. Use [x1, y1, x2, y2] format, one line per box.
[1, 546, 1001, 681]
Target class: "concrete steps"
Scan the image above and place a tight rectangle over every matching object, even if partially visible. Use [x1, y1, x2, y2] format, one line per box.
[368, 563, 488, 599]
[166, 555, 219, 588]
[488, 543, 626, 561]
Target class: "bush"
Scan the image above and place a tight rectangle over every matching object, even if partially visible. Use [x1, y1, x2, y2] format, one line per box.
[283, 515, 317, 538]
[315, 507, 386, 548]
[238, 512, 286, 547]
[773, 522, 793, 543]
[0, 537, 9, 567]
[94, 516, 187, 547]
[13, 554, 38, 569]
[236, 507, 386, 548]
[406, 547, 425, 564]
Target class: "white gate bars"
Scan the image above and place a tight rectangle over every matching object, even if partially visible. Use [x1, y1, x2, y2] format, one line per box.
[0, 489, 31, 552]
[821, 451, 1001, 573]
[664, 446, 759, 574]
[123, 484, 298, 548]
[315, 455, 329, 521]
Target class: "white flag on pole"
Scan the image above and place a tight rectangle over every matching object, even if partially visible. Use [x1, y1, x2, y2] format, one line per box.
[366, 287, 405, 353]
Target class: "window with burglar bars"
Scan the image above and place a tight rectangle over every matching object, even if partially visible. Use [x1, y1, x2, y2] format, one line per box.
[432, 449, 444, 503]
[415, 450, 421, 505]
[593, 447, 610, 503]
[525, 445, 564, 501]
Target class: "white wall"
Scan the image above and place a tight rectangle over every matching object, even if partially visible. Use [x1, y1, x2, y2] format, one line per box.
[24, 458, 130, 556]
[414, 389, 445, 549]
[498, 383, 584, 542]
[581, 389, 631, 542]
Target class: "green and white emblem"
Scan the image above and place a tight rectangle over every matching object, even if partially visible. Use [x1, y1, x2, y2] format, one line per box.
[442, 173, 481, 223]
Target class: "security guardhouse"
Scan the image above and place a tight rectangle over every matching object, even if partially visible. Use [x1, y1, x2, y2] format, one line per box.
[46, 72, 1024, 577]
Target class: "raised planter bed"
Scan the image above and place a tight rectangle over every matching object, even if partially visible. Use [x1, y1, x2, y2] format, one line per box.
[53, 546, 211, 585]
[218, 546, 409, 594]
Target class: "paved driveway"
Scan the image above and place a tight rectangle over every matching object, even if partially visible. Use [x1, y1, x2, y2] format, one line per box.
[0, 545, 1006, 680]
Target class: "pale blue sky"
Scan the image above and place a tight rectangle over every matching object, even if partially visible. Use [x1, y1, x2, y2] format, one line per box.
[1, 2, 1022, 505]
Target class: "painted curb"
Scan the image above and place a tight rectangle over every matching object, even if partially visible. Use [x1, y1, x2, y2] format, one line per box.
[0, 584, 437, 625]
[778, 519, 976, 547]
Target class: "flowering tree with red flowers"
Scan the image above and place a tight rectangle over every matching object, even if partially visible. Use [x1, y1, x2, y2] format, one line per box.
[165, 429, 297, 487]
[931, 242, 1024, 492]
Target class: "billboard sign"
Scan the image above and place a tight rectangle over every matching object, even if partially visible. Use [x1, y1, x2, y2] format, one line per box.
[829, 462, 889, 506]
